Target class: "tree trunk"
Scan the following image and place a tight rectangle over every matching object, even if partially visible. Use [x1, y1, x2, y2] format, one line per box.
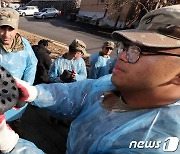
[114, 14, 120, 28]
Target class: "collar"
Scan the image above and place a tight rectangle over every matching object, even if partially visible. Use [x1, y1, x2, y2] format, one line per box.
[101, 90, 136, 112]
[0, 33, 24, 52]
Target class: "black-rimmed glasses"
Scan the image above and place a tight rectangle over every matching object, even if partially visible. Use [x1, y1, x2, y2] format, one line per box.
[117, 43, 180, 64]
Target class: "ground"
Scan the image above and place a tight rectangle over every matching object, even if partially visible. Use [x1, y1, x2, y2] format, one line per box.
[19, 29, 90, 65]
[19, 29, 68, 60]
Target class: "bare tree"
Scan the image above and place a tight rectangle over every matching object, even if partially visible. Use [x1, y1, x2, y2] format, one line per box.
[105, 0, 179, 28]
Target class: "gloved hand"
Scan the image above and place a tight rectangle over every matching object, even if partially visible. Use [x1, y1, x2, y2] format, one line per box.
[0, 114, 19, 153]
[14, 100, 27, 109]
[60, 70, 76, 83]
[71, 70, 76, 79]
[15, 78, 38, 102]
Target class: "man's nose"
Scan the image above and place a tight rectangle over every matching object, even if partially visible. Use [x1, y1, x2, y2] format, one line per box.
[3, 29, 10, 36]
[118, 50, 128, 63]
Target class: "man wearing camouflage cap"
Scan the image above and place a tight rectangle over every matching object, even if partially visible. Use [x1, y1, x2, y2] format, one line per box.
[49, 39, 87, 83]
[0, 7, 38, 153]
[89, 41, 115, 79]
[5, 4, 180, 153]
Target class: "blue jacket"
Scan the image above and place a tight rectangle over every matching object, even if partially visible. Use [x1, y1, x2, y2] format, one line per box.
[49, 56, 87, 83]
[0, 37, 37, 121]
[28, 74, 180, 153]
[89, 52, 112, 79]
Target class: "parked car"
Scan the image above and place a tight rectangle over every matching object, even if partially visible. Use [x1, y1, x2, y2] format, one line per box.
[17, 6, 39, 16]
[33, 8, 60, 19]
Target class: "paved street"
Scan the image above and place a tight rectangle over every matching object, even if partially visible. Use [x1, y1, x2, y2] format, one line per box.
[19, 16, 116, 56]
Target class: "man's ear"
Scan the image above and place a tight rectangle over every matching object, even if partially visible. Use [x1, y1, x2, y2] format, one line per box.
[171, 74, 180, 85]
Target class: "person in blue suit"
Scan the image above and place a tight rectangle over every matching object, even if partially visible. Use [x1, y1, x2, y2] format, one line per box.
[0, 8, 37, 133]
[89, 41, 115, 79]
[49, 39, 87, 83]
[2, 5, 180, 154]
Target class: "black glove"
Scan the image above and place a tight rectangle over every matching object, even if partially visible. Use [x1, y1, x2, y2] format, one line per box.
[14, 100, 27, 108]
[0, 66, 19, 114]
[60, 70, 75, 83]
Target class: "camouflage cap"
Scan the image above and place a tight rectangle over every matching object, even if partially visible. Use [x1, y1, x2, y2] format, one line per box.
[0, 8, 19, 29]
[70, 39, 89, 56]
[112, 4, 180, 48]
[103, 41, 115, 49]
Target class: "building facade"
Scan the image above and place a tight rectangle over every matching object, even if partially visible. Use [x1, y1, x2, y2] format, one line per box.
[77, 0, 180, 29]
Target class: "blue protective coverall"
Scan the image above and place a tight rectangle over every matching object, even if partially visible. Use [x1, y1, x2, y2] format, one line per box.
[10, 138, 44, 154]
[49, 56, 87, 83]
[0, 37, 38, 121]
[89, 52, 112, 79]
[16, 74, 180, 153]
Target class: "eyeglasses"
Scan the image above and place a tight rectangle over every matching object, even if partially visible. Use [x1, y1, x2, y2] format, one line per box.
[105, 47, 113, 50]
[117, 43, 180, 64]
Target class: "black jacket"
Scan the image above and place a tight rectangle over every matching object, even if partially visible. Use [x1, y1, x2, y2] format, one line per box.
[32, 44, 52, 85]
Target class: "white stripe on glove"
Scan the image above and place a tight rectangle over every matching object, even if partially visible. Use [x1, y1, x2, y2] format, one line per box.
[0, 114, 19, 153]
[15, 78, 38, 102]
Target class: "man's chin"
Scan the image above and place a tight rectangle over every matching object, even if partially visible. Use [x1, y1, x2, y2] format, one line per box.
[111, 73, 116, 84]
[111, 73, 124, 88]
